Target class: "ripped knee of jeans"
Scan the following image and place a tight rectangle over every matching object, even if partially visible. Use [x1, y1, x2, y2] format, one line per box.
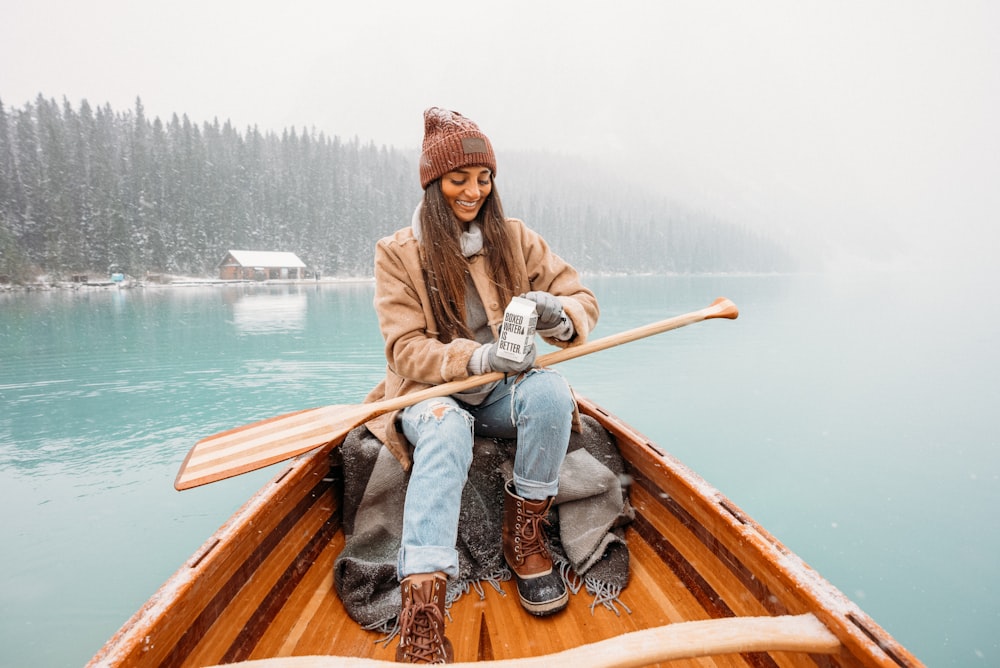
[430, 401, 452, 420]
[420, 400, 474, 428]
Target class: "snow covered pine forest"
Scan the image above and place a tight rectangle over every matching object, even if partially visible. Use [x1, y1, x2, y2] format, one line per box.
[0, 96, 796, 282]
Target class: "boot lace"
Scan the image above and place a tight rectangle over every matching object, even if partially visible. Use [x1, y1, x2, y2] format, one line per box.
[519, 508, 551, 561]
[398, 600, 448, 664]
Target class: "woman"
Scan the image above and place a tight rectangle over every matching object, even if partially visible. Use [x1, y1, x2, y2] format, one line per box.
[364, 108, 599, 663]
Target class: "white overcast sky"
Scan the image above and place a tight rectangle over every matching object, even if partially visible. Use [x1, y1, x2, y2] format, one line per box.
[2, 0, 998, 270]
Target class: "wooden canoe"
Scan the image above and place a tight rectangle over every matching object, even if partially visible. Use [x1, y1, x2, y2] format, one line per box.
[88, 396, 923, 668]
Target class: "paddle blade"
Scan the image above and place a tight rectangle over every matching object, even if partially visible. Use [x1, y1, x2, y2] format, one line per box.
[174, 403, 367, 490]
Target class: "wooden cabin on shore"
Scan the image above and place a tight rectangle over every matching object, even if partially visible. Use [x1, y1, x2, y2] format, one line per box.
[218, 250, 307, 281]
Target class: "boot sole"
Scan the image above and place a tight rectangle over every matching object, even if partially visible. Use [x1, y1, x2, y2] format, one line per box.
[519, 590, 569, 616]
[516, 582, 569, 617]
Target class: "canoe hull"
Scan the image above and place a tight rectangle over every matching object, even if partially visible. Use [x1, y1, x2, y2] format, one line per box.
[88, 397, 921, 668]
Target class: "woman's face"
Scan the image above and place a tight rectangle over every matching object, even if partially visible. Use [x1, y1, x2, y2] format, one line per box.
[439, 166, 493, 224]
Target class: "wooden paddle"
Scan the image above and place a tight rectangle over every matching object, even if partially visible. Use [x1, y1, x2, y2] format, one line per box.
[175, 297, 738, 490]
[208, 613, 839, 667]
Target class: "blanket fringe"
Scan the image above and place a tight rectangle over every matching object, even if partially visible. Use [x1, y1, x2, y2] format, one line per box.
[447, 568, 512, 611]
[366, 617, 400, 648]
[370, 562, 626, 648]
[555, 556, 630, 616]
[558, 559, 584, 595]
[585, 576, 632, 616]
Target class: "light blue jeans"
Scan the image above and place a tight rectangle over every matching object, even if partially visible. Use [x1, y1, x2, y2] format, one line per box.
[397, 368, 574, 580]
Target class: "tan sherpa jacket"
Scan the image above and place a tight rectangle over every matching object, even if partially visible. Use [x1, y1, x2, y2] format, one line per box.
[364, 217, 599, 470]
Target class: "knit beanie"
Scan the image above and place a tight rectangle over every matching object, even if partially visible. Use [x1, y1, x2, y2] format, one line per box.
[419, 107, 497, 189]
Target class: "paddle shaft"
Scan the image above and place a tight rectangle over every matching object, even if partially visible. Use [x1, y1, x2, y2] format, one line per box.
[365, 296, 738, 419]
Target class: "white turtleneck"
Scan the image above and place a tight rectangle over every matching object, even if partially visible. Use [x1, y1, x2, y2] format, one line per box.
[410, 203, 483, 258]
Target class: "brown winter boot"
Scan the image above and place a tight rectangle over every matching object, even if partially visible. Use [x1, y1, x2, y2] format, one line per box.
[502, 480, 569, 616]
[396, 574, 454, 664]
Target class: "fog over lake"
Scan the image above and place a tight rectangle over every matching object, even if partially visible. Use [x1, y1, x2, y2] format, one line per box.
[2, 1, 997, 271]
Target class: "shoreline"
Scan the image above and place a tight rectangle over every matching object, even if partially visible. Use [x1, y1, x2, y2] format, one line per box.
[0, 268, 816, 294]
[0, 275, 375, 293]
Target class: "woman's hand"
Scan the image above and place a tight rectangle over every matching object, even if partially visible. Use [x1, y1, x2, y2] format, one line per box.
[521, 291, 564, 330]
[480, 341, 537, 374]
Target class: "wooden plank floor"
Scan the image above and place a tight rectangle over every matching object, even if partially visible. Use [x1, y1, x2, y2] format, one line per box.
[245, 524, 760, 668]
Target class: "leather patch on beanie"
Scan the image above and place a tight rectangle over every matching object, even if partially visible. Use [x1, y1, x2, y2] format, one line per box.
[462, 137, 488, 155]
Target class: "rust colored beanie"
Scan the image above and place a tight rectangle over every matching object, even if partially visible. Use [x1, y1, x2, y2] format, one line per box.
[419, 107, 497, 189]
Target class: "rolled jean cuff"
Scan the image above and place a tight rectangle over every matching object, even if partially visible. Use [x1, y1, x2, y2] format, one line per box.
[513, 473, 559, 501]
[397, 544, 459, 580]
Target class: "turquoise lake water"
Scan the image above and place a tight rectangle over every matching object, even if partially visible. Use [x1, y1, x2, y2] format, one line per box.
[1, 272, 997, 666]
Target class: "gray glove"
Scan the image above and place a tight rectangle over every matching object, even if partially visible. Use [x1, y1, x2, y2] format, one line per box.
[482, 341, 537, 374]
[522, 291, 564, 329]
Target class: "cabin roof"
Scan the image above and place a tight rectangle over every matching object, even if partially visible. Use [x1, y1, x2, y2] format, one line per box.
[221, 250, 306, 269]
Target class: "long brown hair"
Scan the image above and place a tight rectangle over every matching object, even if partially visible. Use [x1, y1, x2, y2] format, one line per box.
[419, 180, 519, 342]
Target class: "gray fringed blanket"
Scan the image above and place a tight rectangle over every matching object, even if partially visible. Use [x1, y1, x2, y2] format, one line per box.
[333, 415, 634, 631]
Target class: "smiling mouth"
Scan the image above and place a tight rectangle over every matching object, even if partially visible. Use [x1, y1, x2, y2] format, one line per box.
[457, 200, 479, 208]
